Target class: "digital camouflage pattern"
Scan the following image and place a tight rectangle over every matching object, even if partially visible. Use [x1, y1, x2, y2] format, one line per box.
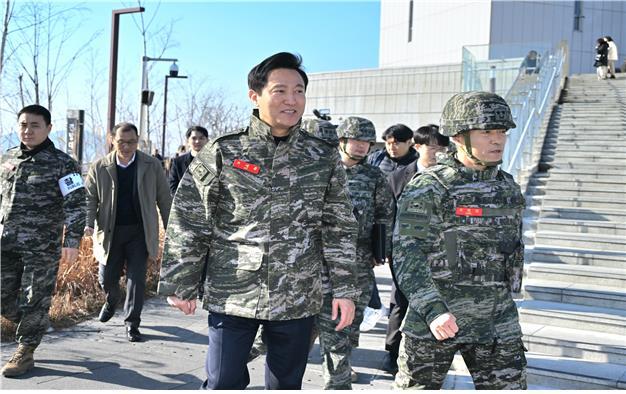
[394, 153, 525, 342]
[317, 159, 394, 389]
[393, 336, 527, 389]
[301, 118, 339, 146]
[440, 91, 516, 137]
[158, 111, 360, 320]
[336, 116, 376, 142]
[392, 152, 526, 387]
[0, 140, 86, 347]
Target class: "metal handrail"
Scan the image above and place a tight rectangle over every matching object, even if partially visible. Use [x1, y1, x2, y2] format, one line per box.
[502, 42, 568, 181]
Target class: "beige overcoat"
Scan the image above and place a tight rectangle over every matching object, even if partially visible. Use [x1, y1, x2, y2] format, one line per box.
[85, 150, 171, 265]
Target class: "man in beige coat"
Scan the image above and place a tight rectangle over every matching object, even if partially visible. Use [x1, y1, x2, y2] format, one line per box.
[85, 122, 171, 342]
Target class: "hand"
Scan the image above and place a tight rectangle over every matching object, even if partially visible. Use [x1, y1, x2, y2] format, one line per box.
[61, 247, 79, 264]
[167, 296, 197, 315]
[332, 298, 355, 331]
[429, 312, 458, 341]
[84, 226, 94, 237]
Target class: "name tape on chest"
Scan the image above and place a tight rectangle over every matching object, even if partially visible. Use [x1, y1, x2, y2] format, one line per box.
[58, 173, 84, 196]
[456, 206, 517, 217]
[233, 159, 260, 175]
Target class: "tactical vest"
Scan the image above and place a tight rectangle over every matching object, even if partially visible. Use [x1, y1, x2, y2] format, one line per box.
[429, 165, 524, 285]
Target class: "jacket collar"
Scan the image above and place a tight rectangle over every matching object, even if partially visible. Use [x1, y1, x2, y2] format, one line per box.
[248, 109, 302, 144]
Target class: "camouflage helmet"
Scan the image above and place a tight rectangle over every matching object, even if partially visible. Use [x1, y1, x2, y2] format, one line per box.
[301, 118, 339, 146]
[440, 91, 516, 137]
[336, 116, 376, 143]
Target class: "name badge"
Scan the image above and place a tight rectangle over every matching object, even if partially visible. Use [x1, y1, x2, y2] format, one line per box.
[58, 173, 84, 196]
[233, 159, 260, 175]
[456, 206, 483, 217]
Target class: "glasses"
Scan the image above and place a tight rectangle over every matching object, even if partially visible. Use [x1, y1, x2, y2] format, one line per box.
[115, 139, 138, 146]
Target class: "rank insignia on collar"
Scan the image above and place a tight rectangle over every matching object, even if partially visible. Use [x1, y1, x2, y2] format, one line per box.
[456, 206, 483, 217]
[233, 159, 260, 175]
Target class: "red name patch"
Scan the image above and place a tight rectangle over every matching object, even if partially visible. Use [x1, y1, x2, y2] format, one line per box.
[456, 206, 483, 217]
[233, 159, 260, 175]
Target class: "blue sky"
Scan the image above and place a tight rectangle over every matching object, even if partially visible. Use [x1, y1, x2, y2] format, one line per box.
[73, 0, 381, 108]
[2, 1, 381, 152]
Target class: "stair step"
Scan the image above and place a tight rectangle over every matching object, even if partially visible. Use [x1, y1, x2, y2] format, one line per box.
[531, 245, 626, 268]
[526, 353, 626, 389]
[518, 300, 626, 335]
[536, 218, 626, 236]
[521, 323, 626, 365]
[540, 195, 626, 210]
[530, 178, 626, 190]
[542, 171, 626, 182]
[523, 279, 626, 310]
[533, 231, 626, 252]
[539, 206, 626, 222]
[528, 185, 626, 199]
[546, 162, 626, 172]
[527, 262, 626, 287]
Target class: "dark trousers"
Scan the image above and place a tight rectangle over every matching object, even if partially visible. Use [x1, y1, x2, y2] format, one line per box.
[385, 281, 408, 358]
[367, 278, 382, 309]
[98, 224, 148, 329]
[202, 312, 315, 390]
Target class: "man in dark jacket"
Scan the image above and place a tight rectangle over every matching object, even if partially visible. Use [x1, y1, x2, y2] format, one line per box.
[168, 126, 209, 195]
[367, 124, 417, 175]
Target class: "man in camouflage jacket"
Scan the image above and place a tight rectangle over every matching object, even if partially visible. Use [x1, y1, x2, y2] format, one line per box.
[314, 116, 394, 389]
[393, 91, 527, 389]
[158, 52, 359, 390]
[1, 105, 85, 377]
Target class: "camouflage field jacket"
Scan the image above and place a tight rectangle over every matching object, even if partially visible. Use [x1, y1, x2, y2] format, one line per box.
[1, 139, 85, 249]
[393, 154, 525, 343]
[158, 113, 360, 320]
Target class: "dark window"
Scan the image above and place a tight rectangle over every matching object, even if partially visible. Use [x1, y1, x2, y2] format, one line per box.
[408, 0, 414, 42]
[573, 0, 583, 31]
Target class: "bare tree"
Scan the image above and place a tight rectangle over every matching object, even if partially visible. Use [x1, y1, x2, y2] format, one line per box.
[165, 78, 247, 154]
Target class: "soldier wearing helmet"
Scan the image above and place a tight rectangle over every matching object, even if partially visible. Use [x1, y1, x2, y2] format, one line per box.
[315, 116, 394, 389]
[301, 117, 339, 146]
[393, 91, 527, 389]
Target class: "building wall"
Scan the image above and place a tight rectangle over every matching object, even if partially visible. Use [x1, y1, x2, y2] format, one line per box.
[305, 64, 462, 141]
[489, 1, 626, 75]
[379, 0, 492, 68]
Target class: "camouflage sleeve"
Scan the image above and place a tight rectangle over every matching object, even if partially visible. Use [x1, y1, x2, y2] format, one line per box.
[323, 152, 360, 301]
[373, 170, 395, 257]
[154, 163, 172, 229]
[60, 157, 86, 248]
[157, 144, 219, 300]
[507, 192, 526, 293]
[393, 176, 449, 325]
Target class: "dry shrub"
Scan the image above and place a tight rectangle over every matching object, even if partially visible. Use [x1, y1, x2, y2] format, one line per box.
[1, 228, 165, 341]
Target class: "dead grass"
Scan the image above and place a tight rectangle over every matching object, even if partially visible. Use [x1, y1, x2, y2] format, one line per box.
[1, 228, 165, 343]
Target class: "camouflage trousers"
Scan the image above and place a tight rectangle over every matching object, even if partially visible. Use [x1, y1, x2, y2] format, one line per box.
[393, 336, 527, 389]
[1, 230, 61, 348]
[315, 278, 372, 390]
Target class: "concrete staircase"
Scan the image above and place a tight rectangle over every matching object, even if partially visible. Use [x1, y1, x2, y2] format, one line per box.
[519, 74, 626, 389]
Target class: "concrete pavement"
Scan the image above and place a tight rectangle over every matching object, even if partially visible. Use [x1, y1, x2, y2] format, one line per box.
[1, 266, 546, 390]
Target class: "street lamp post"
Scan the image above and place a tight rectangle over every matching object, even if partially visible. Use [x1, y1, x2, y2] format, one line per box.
[162, 63, 187, 157]
[107, 7, 144, 141]
[139, 56, 178, 152]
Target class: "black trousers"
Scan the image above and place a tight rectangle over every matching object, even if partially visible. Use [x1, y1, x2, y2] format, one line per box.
[385, 281, 408, 358]
[367, 278, 382, 309]
[98, 224, 148, 329]
[202, 312, 314, 390]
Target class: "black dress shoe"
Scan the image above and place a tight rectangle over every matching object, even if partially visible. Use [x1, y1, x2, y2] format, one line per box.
[126, 327, 142, 342]
[98, 303, 115, 323]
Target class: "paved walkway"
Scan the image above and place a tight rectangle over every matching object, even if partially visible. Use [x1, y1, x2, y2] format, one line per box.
[0, 266, 543, 390]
